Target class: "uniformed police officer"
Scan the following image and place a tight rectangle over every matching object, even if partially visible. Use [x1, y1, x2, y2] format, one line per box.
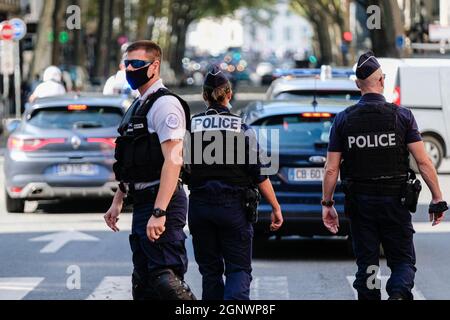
[187, 65, 283, 300]
[322, 51, 448, 300]
[104, 40, 195, 300]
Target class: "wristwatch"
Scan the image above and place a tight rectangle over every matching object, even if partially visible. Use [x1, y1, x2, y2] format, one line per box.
[321, 200, 335, 207]
[152, 208, 167, 218]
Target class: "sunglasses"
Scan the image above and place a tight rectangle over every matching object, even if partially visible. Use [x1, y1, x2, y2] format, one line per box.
[124, 59, 153, 69]
[379, 73, 386, 81]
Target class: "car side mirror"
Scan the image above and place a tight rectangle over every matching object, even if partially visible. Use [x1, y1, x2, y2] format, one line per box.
[6, 119, 21, 133]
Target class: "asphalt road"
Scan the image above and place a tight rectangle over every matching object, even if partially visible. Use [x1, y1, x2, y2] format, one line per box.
[0, 152, 449, 300]
[0, 87, 450, 300]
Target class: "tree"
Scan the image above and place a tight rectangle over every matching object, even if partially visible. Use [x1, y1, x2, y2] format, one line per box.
[290, 0, 334, 65]
[290, 0, 353, 66]
[355, 0, 404, 57]
[29, 0, 56, 79]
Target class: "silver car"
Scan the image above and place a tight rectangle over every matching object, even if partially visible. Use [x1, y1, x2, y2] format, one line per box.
[4, 94, 131, 213]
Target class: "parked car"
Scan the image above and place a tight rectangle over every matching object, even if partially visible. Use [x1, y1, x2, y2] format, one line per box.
[266, 67, 360, 101]
[3, 94, 129, 213]
[240, 99, 349, 242]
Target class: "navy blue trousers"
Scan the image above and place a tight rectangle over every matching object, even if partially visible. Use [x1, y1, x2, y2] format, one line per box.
[188, 192, 253, 300]
[348, 193, 417, 300]
[130, 188, 188, 282]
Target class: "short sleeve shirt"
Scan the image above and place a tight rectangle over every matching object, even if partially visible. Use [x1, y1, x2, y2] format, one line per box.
[139, 79, 186, 143]
[328, 93, 422, 152]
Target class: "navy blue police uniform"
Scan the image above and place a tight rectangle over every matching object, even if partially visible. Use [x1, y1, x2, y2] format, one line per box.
[328, 52, 423, 300]
[114, 87, 196, 300]
[187, 67, 267, 300]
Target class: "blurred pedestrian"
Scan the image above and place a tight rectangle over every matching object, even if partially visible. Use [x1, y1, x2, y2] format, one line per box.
[103, 53, 139, 97]
[29, 66, 66, 103]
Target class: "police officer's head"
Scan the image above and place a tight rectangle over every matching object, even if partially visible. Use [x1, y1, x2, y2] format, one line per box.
[124, 40, 162, 91]
[355, 51, 385, 95]
[202, 65, 233, 108]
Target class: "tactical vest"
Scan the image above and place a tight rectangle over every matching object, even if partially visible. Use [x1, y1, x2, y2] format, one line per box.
[113, 88, 190, 183]
[187, 107, 254, 188]
[340, 102, 409, 182]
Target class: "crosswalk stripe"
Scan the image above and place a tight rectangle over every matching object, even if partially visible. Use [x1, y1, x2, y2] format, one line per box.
[346, 276, 426, 300]
[0, 277, 44, 300]
[86, 276, 132, 300]
[87, 275, 289, 300]
[250, 276, 289, 300]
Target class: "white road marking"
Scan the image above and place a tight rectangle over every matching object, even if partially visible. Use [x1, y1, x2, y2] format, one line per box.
[413, 222, 450, 234]
[0, 277, 44, 300]
[29, 230, 99, 253]
[346, 276, 426, 300]
[86, 276, 132, 300]
[250, 276, 289, 300]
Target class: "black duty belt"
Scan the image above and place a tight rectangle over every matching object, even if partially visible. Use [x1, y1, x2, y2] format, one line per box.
[343, 180, 405, 196]
[129, 182, 183, 205]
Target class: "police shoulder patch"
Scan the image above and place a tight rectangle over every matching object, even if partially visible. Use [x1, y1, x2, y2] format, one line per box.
[165, 113, 181, 129]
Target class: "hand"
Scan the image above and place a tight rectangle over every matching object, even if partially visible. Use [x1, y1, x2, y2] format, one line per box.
[270, 206, 283, 231]
[430, 200, 446, 226]
[322, 206, 339, 234]
[147, 215, 166, 242]
[104, 205, 121, 232]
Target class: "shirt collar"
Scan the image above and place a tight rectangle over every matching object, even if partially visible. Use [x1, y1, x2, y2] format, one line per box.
[206, 104, 230, 113]
[359, 93, 386, 104]
[139, 79, 165, 102]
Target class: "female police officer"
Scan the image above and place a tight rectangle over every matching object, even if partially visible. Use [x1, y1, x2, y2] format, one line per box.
[187, 65, 283, 300]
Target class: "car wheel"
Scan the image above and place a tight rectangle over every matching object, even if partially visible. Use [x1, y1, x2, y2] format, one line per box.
[5, 190, 25, 213]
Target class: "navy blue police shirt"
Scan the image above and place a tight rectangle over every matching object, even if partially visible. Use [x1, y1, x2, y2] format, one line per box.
[328, 93, 422, 153]
[192, 104, 268, 193]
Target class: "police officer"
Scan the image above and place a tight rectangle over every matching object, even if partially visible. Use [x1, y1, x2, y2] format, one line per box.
[322, 51, 448, 300]
[104, 40, 195, 300]
[187, 65, 283, 300]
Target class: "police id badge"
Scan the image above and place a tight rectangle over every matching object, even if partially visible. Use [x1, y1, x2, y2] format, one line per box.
[191, 115, 242, 133]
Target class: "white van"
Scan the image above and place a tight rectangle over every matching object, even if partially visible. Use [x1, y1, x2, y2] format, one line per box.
[378, 58, 450, 169]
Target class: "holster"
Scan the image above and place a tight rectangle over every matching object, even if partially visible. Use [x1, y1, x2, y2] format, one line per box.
[400, 170, 422, 213]
[242, 187, 261, 224]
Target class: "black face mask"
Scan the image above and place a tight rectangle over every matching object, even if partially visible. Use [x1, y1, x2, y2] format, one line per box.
[126, 65, 154, 90]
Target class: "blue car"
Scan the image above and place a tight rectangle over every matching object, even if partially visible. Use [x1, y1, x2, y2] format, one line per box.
[240, 99, 350, 240]
[3, 94, 131, 213]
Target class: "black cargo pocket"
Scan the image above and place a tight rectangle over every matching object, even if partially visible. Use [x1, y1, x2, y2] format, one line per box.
[115, 136, 134, 167]
[133, 135, 152, 166]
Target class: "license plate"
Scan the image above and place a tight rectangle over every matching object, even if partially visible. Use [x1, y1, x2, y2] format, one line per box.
[56, 164, 98, 176]
[288, 168, 325, 182]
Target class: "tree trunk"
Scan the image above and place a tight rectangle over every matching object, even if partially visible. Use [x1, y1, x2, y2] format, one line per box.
[104, 0, 114, 78]
[368, 0, 403, 57]
[94, 0, 106, 79]
[137, 0, 151, 39]
[30, 0, 56, 79]
[313, 16, 333, 65]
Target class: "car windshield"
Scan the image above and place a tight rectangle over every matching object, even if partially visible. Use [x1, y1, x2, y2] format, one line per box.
[276, 90, 360, 101]
[28, 106, 123, 129]
[252, 113, 335, 149]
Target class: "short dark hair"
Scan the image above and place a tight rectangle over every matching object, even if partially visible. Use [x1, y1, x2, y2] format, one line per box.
[126, 40, 162, 61]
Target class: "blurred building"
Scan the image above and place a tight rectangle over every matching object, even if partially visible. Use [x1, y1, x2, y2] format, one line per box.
[240, 0, 313, 61]
[186, 0, 313, 61]
[186, 17, 244, 56]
